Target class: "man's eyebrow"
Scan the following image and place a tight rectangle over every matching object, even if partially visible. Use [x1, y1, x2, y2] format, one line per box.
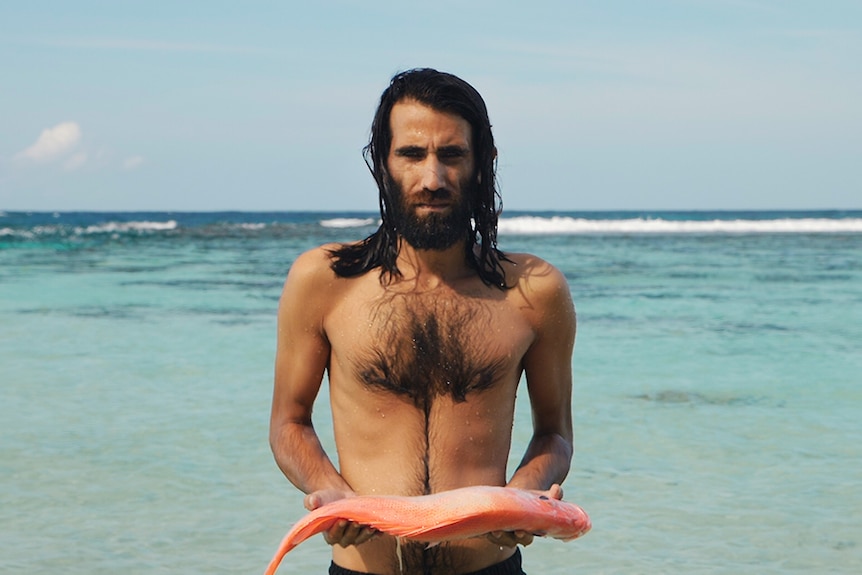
[393, 144, 470, 157]
[393, 145, 426, 156]
[437, 145, 469, 155]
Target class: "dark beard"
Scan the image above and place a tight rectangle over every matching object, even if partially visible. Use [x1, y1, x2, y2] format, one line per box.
[387, 178, 473, 251]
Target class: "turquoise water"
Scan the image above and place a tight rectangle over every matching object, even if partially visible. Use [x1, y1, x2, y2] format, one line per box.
[2, 211, 861, 574]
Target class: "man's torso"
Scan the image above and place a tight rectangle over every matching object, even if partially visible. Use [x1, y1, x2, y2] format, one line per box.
[321, 255, 538, 574]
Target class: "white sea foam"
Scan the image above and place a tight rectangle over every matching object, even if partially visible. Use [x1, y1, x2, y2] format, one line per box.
[497, 216, 862, 235]
[32, 225, 60, 235]
[75, 220, 179, 234]
[0, 222, 180, 237]
[320, 217, 377, 228]
[236, 223, 266, 230]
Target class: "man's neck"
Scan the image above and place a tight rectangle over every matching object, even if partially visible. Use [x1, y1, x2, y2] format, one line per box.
[394, 238, 473, 290]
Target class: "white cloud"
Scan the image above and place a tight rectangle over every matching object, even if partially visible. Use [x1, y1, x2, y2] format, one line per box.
[15, 121, 82, 162]
[11, 125, 143, 172]
[122, 155, 145, 170]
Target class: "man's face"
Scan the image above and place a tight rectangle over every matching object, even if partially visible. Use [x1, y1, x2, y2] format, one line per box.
[386, 99, 476, 250]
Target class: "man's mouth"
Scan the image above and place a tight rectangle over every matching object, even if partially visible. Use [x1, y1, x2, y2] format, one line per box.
[414, 201, 451, 212]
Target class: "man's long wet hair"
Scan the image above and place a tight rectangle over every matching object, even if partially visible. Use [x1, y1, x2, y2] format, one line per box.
[329, 68, 511, 289]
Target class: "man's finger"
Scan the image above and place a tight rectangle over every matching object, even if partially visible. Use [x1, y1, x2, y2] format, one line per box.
[322, 520, 378, 547]
[352, 526, 379, 546]
[338, 522, 365, 546]
[323, 520, 348, 545]
[486, 530, 518, 547]
[515, 531, 535, 547]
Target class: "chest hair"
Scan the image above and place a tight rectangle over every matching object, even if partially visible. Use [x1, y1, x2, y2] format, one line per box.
[354, 292, 507, 409]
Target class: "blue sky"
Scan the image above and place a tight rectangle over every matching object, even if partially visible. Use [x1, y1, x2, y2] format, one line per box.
[1, 0, 860, 211]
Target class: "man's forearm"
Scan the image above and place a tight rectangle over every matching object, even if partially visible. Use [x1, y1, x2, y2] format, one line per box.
[270, 420, 351, 495]
[506, 432, 573, 491]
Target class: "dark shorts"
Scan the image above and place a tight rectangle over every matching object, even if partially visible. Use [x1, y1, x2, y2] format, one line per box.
[328, 548, 525, 575]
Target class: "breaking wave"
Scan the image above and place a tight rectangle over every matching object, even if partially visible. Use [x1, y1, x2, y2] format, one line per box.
[319, 218, 378, 228]
[497, 216, 862, 235]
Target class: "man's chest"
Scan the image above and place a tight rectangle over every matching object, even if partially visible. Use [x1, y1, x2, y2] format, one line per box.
[326, 289, 534, 407]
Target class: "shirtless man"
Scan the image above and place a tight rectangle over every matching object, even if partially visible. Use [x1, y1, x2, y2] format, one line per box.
[270, 68, 576, 575]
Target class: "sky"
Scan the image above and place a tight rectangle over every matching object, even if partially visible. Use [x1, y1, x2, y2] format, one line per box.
[1, 0, 860, 212]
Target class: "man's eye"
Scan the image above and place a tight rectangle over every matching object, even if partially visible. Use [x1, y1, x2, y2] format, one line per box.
[396, 148, 425, 158]
[438, 149, 467, 160]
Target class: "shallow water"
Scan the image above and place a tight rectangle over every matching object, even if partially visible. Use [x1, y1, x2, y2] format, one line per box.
[2, 211, 860, 574]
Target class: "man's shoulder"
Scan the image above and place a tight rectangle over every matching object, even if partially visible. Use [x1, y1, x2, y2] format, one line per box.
[280, 244, 359, 316]
[288, 244, 337, 276]
[286, 242, 373, 288]
[284, 243, 352, 292]
[502, 252, 568, 289]
[501, 251, 575, 330]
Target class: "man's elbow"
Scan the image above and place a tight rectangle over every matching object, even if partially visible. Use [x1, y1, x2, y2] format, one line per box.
[556, 432, 574, 462]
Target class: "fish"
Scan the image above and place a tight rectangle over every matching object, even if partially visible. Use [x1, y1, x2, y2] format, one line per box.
[264, 485, 591, 575]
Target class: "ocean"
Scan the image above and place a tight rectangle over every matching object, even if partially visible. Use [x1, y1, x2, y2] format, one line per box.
[2, 210, 861, 574]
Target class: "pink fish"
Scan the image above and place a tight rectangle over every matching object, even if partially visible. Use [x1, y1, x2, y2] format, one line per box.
[264, 485, 591, 574]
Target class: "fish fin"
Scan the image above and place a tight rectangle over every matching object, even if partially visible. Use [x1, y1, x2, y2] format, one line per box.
[424, 541, 442, 549]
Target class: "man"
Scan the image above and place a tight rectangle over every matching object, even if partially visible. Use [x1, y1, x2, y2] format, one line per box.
[270, 68, 576, 575]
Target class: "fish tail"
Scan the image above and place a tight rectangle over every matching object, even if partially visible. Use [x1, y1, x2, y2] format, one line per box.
[263, 513, 337, 575]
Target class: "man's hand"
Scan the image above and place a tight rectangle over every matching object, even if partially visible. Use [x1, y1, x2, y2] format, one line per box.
[486, 484, 565, 548]
[304, 488, 379, 547]
[486, 529, 535, 547]
[321, 519, 380, 547]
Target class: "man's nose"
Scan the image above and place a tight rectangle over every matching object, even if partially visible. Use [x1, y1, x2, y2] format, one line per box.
[420, 157, 447, 191]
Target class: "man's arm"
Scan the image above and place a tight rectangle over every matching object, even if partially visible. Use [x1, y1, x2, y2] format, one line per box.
[509, 260, 576, 491]
[270, 247, 347, 495]
[489, 259, 575, 548]
[269, 248, 377, 546]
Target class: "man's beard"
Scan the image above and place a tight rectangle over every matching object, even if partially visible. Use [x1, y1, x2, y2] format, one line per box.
[387, 178, 473, 251]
